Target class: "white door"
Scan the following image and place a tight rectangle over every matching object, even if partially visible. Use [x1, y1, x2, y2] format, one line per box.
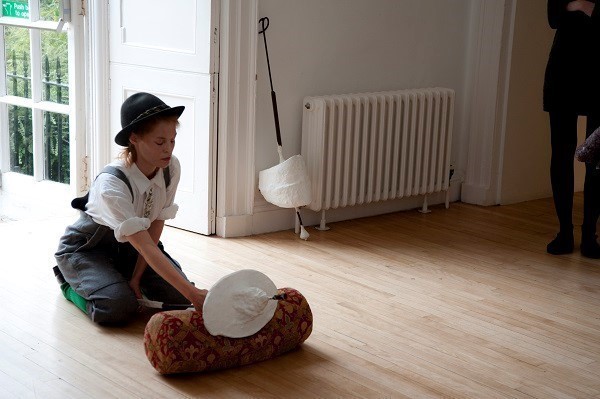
[108, 0, 216, 235]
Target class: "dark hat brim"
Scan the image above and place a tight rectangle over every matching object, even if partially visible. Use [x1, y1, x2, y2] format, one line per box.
[114, 105, 185, 147]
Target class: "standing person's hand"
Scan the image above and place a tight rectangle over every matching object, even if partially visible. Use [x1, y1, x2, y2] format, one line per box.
[567, 0, 595, 16]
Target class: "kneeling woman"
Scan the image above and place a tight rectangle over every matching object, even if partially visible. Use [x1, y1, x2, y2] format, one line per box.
[54, 92, 207, 324]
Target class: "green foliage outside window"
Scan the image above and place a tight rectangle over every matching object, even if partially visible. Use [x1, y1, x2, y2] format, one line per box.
[40, 0, 61, 22]
[8, 105, 33, 176]
[5, 26, 30, 98]
[4, 1, 70, 183]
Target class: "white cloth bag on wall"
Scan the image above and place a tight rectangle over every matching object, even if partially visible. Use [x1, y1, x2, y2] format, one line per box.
[259, 155, 312, 209]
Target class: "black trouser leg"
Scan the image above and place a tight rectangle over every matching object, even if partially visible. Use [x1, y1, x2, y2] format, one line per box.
[549, 111, 578, 233]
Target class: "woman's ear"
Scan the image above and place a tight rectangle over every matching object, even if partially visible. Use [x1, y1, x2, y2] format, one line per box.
[129, 132, 138, 145]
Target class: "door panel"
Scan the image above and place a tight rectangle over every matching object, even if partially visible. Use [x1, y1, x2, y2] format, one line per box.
[109, 0, 214, 235]
[109, 65, 212, 234]
[109, 0, 212, 74]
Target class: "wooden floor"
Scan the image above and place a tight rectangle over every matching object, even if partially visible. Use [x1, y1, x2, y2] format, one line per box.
[1, 194, 599, 399]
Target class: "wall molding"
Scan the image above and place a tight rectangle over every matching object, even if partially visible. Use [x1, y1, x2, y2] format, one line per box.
[216, 0, 258, 237]
[86, 0, 111, 181]
[494, 0, 517, 204]
[461, 0, 510, 206]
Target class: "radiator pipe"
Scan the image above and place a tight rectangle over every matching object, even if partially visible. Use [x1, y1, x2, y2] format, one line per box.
[419, 195, 431, 214]
[315, 210, 330, 231]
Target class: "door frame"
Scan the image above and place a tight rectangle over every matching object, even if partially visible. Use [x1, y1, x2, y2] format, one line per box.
[86, 0, 219, 234]
[85, 0, 111, 181]
[215, 0, 258, 237]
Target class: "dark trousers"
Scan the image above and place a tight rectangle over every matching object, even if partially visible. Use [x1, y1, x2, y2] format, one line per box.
[55, 212, 190, 324]
[549, 111, 600, 236]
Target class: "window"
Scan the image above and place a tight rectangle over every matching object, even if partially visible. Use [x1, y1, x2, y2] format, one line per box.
[1, 0, 71, 184]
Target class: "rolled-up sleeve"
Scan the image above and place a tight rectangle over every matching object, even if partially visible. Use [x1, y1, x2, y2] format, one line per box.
[115, 217, 151, 240]
[158, 204, 179, 220]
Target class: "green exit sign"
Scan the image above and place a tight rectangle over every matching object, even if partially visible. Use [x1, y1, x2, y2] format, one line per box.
[2, 0, 29, 19]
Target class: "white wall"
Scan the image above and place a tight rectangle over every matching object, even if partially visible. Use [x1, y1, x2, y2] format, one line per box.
[253, 0, 473, 228]
[500, 0, 585, 204]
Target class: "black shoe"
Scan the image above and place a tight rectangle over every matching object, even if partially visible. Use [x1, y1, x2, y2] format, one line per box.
[547, 232, 574, 255]
[581, 235, 600, 259]
[53, 265, 66, 285]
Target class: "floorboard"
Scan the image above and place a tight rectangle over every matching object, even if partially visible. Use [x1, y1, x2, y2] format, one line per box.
[1, 194, 599, 398]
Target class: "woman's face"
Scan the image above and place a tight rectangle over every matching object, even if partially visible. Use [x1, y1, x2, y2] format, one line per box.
[130, 118, 177, 177]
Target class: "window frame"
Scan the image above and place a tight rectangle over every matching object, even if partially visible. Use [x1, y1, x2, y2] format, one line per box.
[0, 0, 85, 195]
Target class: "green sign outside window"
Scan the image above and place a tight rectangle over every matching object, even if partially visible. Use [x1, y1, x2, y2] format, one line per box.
[2, 0, 29, 19]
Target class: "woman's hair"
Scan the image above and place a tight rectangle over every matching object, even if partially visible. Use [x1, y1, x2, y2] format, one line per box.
[120, 115, 180, 166]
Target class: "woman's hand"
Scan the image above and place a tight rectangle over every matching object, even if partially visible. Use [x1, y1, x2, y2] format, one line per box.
[128, 276, 143, 299]
[129, 253, 148, 299]
[567, 0, 595, 17]
[187, 287, 208, 311]
[127, 230, 208, 311]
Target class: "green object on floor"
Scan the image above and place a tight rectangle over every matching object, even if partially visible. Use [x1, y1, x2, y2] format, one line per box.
[60, 283, 89, 314]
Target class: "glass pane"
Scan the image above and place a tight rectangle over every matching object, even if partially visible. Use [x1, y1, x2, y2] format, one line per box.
[8, 105, 33, 176]
[41, 30, 69, 104]
[1, 0, 30, 19]
[40, 0, 60, 22]
[43, 111, 70, 184]
[4, 26, 31, 98]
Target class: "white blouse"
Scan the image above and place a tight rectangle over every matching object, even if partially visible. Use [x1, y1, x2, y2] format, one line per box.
[85, 155, 181, 242]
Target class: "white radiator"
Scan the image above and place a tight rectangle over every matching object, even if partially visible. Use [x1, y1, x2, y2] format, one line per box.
[301, 88, 454, 213]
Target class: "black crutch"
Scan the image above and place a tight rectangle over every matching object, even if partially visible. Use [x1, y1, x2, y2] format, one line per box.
[259, 17, 309, 240]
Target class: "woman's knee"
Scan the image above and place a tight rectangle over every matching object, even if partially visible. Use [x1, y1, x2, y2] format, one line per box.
[88, 283, 139, 324]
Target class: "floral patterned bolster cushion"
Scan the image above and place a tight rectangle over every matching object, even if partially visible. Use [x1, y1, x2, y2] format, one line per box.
[143, 288, 313, 374]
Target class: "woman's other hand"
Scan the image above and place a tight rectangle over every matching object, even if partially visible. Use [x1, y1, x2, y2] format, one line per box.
[567, 0, 595, 17]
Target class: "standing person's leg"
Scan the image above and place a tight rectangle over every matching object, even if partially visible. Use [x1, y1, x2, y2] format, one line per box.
[581, 114, 600, 258]
[547, 111, 578, 254]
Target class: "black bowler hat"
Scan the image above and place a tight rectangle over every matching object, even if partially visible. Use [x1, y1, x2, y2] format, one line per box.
[114, 92, 185, 146]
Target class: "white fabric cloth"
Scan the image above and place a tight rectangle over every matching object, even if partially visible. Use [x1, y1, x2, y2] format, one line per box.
[85, 155, 181, 242]
[203, 270, 279, 338]
[258, 154, 312, 208]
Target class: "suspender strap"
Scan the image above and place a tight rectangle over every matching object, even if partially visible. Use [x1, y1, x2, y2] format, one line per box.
[163, 166, 171, 188]
[101, 166, 134, 200]
[71, 165, 171, 211]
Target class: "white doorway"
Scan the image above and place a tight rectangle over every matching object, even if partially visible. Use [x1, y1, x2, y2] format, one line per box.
[108, 0, 217, 235]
